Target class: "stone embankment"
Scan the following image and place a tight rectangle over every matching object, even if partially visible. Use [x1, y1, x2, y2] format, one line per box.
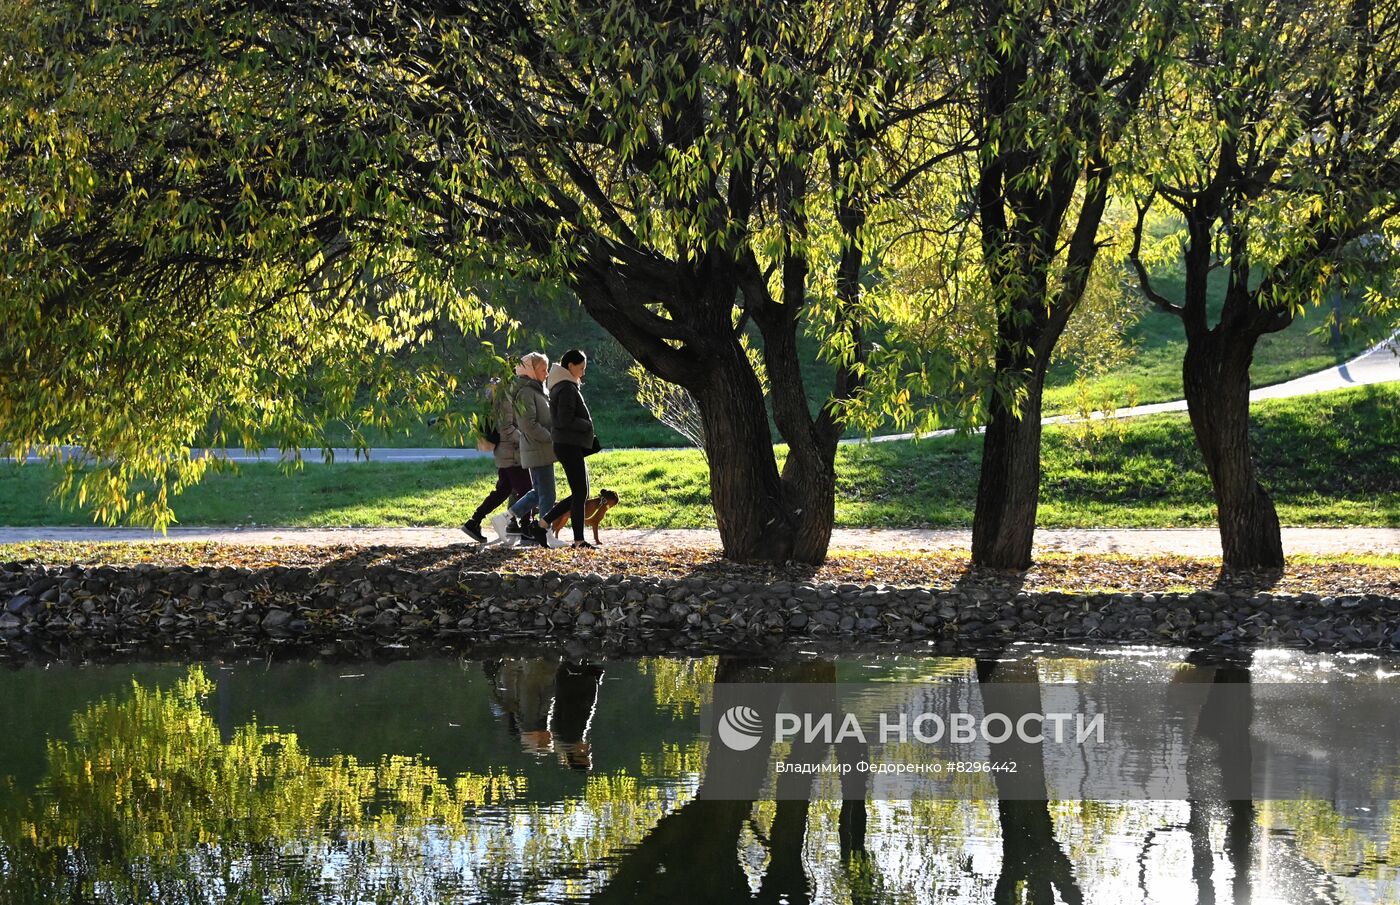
[3, 558, 1399, 660]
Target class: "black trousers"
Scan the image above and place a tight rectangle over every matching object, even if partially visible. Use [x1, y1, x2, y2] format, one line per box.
[470, 465, 532, 523]
[544, 442, 590, 542]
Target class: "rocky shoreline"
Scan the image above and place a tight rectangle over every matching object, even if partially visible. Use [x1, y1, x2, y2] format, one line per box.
[3, 556, 1400, 662]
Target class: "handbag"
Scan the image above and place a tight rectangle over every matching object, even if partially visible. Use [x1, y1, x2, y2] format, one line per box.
[583, 435, 603, 457]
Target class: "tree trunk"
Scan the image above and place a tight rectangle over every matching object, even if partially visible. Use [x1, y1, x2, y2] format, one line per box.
[691, 340, 811, 563]
[1182, 332, 1283, 571]
[971, 351, 1048, 570]
[764, 314, 840, 565]
[577, 269, 835, 565]
[780, 451, 838, 565]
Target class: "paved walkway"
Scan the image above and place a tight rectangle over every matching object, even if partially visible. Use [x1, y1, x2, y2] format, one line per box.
[872, 327, 1400, 442]
[13, 332, 1397, 464]
[2, 526, 1396, 557]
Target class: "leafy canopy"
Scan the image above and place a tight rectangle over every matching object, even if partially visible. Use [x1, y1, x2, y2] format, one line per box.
[0, 0, 516, 525]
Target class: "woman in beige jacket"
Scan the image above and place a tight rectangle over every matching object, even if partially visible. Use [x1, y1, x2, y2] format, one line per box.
[494, 352, 560, 546]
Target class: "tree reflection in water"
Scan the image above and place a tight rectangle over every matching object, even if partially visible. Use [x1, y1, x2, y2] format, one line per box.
[1176, 650, 1256, 905]
[0, 654, 1395, 904]
[0, 668, 523, 903]
[591, 658, 871, 904]
[976, 657, 1085, 905]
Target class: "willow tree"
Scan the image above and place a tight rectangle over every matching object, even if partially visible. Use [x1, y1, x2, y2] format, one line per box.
[0, 0, 514, 527]
[1127, 0, 1400, 570]
[0, 0, 960, 563]
[953, 0, 1181, 569]
[0, 666, 706, 901]
[859, 0, 1182, 570]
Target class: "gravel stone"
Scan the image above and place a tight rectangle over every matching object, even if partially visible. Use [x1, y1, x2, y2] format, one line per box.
[0, 557, 1396, 659]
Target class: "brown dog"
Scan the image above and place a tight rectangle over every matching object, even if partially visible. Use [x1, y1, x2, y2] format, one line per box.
[550, 489, 620, 545]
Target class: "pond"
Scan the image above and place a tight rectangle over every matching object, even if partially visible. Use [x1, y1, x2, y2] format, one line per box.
[1, 645, 1397, 904]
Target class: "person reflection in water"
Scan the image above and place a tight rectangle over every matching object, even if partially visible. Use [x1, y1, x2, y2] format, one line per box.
[485, 658, 605, 770]
[552, 661, 605, 771]
[485, 658, 560, 756]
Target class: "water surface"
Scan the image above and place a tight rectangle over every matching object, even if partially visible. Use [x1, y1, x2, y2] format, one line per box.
[1, 646, 1396, 904]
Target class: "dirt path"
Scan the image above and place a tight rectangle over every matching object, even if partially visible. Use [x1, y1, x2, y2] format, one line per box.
[2, 526, 1396, 556]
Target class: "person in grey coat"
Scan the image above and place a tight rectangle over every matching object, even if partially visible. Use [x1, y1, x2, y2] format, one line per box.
[494, 352, 560, 546]
[461, 361, 534, 543]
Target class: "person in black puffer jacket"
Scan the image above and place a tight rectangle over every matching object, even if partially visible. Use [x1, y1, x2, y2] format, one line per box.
[543, 349, 597, 548]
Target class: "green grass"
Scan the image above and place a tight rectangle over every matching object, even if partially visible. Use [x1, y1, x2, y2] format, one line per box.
[1040, 271, 1384, 414]
[304, 308, 841, 451]
[4, 384, 1396, 529]
[215, 263, 1387, 450]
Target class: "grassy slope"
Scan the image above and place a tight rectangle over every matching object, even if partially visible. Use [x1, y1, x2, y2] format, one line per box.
[305, 265, 1384, 448]
[1041, 268, 1382, 413]
[5, 383, 1396, 530]
[306, 309, 693, 450]
[310, 309, 839, 450]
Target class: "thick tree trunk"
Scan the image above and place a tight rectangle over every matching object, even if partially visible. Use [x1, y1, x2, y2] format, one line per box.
[577, 269, 835, 564]
[971, 354, 1048, 571]
[1182, 333, 1283, 571]
[764, 315, 840, 565]
[779, 452, 838, 565]
[691, 339, 834, 564]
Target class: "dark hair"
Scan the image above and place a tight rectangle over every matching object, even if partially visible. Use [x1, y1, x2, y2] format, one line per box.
[559, 348, 587, 368]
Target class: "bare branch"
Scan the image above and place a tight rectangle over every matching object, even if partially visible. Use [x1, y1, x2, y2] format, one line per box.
[1128, 192, 1185, 318]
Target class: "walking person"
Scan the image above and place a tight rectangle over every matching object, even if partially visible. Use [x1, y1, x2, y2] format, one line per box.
[461, 364, 533, 544]
[543, 349, 598, 549]
[494, 352, 561, 547]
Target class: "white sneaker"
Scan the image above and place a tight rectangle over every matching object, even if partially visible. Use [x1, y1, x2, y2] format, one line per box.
[545, 529, 568, 549]
[490, 514, 513, 545]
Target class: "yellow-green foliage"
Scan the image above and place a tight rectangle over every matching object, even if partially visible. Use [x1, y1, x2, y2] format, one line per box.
[0, 667, 714, 901]
[639, 656, 720, 717]
[0, 0, 525, 529]
[0, 668, 532, 900]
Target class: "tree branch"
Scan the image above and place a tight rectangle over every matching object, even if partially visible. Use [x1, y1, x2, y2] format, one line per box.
[1129, 193, 1185, 317]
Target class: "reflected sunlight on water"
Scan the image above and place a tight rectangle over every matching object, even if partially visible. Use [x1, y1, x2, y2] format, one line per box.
[0, 646, 1396, 904]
